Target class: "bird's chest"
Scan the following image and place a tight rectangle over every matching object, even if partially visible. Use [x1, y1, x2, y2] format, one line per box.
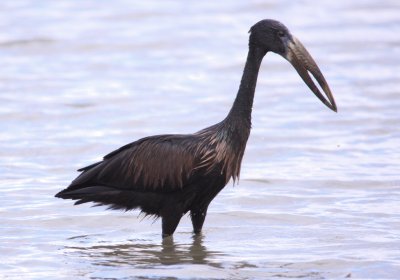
[186, 164, 229, 210]
[194, 124, 250, 186]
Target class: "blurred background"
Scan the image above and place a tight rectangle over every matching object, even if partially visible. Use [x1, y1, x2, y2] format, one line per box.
[0, 1, 399, 279]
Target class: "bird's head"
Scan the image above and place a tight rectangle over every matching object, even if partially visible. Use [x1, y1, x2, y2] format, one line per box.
[249, 19, 337, 112]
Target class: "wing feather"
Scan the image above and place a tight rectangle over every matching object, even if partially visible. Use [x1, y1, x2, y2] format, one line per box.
[70, 134, 199, 192]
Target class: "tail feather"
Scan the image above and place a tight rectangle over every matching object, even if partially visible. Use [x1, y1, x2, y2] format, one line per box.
[55, 186, 164, 215]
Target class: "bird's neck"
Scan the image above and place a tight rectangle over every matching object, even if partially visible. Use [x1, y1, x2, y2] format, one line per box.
[227, 45, 265, 124]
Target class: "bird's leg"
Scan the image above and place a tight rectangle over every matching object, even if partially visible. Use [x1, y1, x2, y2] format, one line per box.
[161, 212, 182, 238]
[190, 208, 208, 234]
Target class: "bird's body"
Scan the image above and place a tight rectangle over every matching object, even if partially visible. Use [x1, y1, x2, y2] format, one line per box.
[57, 112, 250, 236]
[56, 19, 337, 238]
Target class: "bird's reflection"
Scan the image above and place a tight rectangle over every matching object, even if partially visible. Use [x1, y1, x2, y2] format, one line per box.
[160, 234, 210, 265]
[64, 233, 224, 268]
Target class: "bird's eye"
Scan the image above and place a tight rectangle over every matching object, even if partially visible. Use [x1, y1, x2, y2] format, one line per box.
[277, 30, 285, 38]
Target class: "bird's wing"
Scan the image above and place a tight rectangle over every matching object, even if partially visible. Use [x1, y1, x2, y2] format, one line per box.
[69, 134, 200, 192]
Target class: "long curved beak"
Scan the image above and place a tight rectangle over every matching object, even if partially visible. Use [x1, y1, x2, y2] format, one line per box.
[284, 36, 337, 112]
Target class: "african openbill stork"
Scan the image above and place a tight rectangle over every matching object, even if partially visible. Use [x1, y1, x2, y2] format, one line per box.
[56, 19, 337, 238]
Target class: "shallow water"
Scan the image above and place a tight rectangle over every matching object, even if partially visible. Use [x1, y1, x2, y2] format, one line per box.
[1, 0, 400, 279]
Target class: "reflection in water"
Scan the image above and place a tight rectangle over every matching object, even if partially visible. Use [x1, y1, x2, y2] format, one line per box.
[64, 234, 328, 279]
[160, 235, 213, 265]
[65, 234, 224, 268]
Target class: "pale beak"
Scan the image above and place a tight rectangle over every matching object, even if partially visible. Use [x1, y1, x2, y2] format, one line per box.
[284, 36, 337, 112]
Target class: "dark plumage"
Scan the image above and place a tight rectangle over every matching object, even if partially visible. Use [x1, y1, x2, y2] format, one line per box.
[56, 19, 337, 238]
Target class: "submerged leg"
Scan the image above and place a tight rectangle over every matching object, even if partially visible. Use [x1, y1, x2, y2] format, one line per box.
[161, 212, 183, 238]
[190, 208, 208, 234]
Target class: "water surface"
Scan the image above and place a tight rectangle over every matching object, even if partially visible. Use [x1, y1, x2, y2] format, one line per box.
[1, 0, 400, 279]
